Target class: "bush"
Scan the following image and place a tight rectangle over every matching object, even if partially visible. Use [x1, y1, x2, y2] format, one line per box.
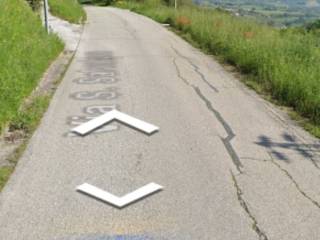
[92, 0, 114, 5]
[306, 19, 320, 31]
[78, 0, 115, 6]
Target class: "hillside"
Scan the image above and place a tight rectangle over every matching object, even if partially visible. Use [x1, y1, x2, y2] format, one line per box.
[195, 0, 320, 26]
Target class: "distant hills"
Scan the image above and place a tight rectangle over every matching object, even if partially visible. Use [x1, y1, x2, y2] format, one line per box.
[195, 0, 320, 26]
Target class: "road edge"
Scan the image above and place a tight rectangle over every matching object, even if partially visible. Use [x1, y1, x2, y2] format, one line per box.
[0, 50, 76, 191]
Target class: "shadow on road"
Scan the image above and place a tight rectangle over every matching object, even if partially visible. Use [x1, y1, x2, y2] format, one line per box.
[255, 133, 320, 162]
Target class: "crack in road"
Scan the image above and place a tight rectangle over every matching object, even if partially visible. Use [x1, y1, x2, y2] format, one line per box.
[173, 50, 320, 238]
[243, 154, 320, 211]
[298, 142, 320, 170]
[173, 58, 191, 86]
[194, 87, 243, 172]
[309, 155, 320, 170]
[240, 157, 269, 162]
[231, 171, 269, 240]
[256, 133, 320, 171]
[171, 46, 219, 92]
[173, 57, 243, 173]
[268, 153, 320, 210]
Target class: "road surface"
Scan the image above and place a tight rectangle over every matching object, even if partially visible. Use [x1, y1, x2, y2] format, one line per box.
[0, 6, 320, 240]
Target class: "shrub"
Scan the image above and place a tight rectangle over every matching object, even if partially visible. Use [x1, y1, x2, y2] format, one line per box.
[176, 16, 191, 29]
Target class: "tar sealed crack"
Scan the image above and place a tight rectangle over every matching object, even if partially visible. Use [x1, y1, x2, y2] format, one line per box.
[172, 46, 219, 92]
[173, 58, 191, 86]
[173, 57, 243, 173]
[194, 87, 243, 172]
[231, 171, 269, 240]
[308, 154, 320, 170]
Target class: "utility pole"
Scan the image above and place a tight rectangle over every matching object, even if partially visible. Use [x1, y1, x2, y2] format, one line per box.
[43, 0, 49, 33]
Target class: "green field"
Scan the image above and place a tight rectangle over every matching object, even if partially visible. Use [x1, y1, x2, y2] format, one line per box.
[0, 0, 64, 133]
[116, 0, 320, 137]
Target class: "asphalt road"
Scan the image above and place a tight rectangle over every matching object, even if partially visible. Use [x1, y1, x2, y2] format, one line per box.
[1, 6, 320, 240]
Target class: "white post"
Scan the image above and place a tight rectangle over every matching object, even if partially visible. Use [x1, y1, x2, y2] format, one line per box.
[43, 0, 49, 33]
[175, 0, 177, 9]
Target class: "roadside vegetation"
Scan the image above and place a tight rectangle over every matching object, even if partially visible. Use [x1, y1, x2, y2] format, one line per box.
[0, 167, 12, 191]
[0, 96, 51, 191]
[0, 0, 65, 190]
[49, 0, 86, 23]
[79, 0, 114, 6]
[115, 0, 320, 137]
[198, 0, 320, 27]
[0, 51, 72, 192]
[0, 0, 63, 133]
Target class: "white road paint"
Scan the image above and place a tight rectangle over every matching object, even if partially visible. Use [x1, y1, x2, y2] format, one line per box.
[77, 182, 163, 208]
[71, 109, 159, 135]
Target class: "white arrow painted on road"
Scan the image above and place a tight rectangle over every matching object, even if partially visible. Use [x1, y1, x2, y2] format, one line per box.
[71, 109, 159, 135]
[77, 182, 163, 208]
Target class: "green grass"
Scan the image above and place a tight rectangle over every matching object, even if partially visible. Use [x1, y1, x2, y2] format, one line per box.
[0, 0, 65, 190]
[0, 103, 44, 192]
[49, 0, 86, 23]
[0, 167, 14, 191]
[0, 51, 74, 192]
[116, 1, 320, 137]
[9, 96, 51, 134]
[0, 0, 63, 133]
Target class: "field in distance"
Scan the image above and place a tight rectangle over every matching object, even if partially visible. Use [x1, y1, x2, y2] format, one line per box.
[196, 0, 320, 26]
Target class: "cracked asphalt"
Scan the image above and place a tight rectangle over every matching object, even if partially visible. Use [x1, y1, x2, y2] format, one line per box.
[1, 6, 320, 240]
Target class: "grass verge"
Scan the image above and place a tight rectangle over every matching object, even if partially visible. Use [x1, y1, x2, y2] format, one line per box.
[0, 51, 74, 191]
[49, 0, 86, 24]
[9, 96, 51, 135]
[0, 96, 50, 191]
[115, 0, 320, 138]
[0, 167, 14, 191]
[0, 0, 64, 133]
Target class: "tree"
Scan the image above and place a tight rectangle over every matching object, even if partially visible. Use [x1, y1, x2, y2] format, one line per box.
[305, 19, 320, 31]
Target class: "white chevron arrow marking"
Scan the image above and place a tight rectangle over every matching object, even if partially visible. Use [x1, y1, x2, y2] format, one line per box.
[71, 109, 159, 135]
[76, 182, 163, 208]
